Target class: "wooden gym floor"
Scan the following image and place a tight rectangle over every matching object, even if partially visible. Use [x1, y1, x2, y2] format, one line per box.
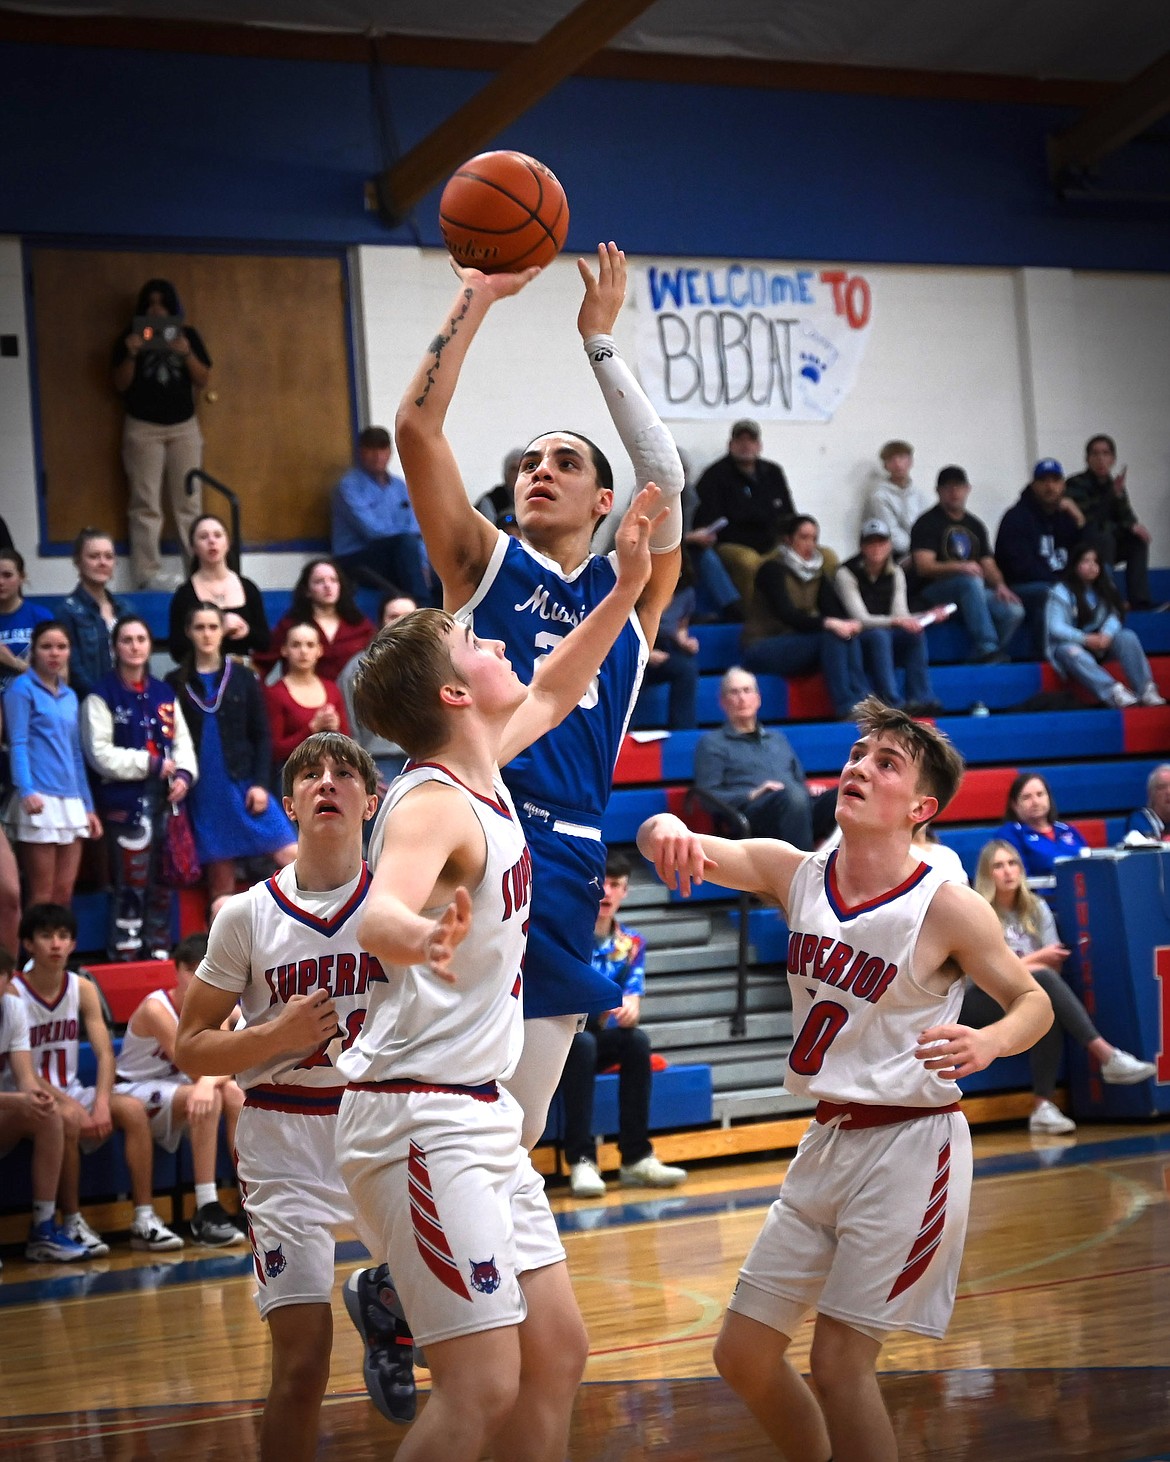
[1, 1121, 1169, 1460]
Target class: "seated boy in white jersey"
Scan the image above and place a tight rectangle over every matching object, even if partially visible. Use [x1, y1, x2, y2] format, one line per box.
[0, 945, 88, 1264]
[15, 903, 185, 1257]
[638, 698, 1054, 1462]
[334, 490, 661, 1462]
[174, 732, 385, 1462]
[115, 932, 245, 1248]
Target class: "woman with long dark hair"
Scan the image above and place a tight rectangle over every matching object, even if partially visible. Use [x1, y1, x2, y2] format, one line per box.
[167, 514, 270, 664]
[254, 558, 374, 682]
[168, 604, 295, 907]
[1046, 541, 1164, 708]
[82, 615, 197, 961]
[2, 621, 100, 907]
[0, 548, 53, 696]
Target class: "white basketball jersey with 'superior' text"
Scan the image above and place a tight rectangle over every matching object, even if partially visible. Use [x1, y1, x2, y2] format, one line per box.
[15, 972, 81, 1091]
[115, 988, 182, 1085]
[783, 847, 964, 1107]
[339, 763, 531, 1089]
[196, 862, 381, 1090]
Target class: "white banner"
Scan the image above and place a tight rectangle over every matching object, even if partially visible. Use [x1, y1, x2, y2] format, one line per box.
[634, 260, 875, 423]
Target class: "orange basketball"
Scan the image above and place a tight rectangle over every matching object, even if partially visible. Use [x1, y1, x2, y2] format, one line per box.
[439, 151, 569, 273]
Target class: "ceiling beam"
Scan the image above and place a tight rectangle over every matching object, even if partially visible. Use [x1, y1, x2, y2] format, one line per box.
[370, 0, 660, 224]
[1048, 47, 1170, 184]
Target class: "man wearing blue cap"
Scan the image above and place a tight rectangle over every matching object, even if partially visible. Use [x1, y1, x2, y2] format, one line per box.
[993, 459, 1084, 655]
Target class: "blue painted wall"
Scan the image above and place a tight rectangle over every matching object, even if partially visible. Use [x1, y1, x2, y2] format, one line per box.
[1, 39, 1168, 267]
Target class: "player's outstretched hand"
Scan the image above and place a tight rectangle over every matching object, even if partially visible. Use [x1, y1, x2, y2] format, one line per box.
[425, 886, 472, 982]
[449, 257, 543, 300]
[577, 242, 627, 339]
[915, 1022, 998, 1080]
[614, 483, 666, 592]
[281, 988, 339, 1050]
[641, 813, 717, 898]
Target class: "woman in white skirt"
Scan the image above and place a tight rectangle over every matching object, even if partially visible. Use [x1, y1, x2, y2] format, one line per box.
[2, 621, 101, 907]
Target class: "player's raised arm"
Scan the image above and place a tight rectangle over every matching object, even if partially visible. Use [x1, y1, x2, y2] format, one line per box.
[578, 242, 684, 640]
[636, 812, 805, 903]
[395, 265, 541, 606]
[358, 782, 480, 982]
[914, 884, 1053, 1081]
[498, 483, 664, 765]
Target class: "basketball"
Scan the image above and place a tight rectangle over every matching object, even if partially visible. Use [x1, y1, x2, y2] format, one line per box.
[439, 151, 569, 273]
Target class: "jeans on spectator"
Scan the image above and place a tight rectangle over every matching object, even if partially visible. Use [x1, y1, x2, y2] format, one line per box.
[560, 1023, 653, 1167]
[1010, 582, 1055, 657]
[744, 783, 814, 849]
[859, 626, 933, 707]
[640, 647, 699, 729]
[742, 630, 868, 718]
[917, 575, 1024, 658]
[961, 968, 1100, 1100]
[1051, 628, 1154, 704]
[1094, 525, 1151, 607]
[689, 545, 742, 617]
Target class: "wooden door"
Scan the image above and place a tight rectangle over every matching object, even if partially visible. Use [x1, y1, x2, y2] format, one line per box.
[28, 247, 356, 551]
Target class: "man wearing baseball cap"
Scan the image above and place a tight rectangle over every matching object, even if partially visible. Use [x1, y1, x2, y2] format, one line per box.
[693, 420, 796, 600]
[993, 459, 1084, 655]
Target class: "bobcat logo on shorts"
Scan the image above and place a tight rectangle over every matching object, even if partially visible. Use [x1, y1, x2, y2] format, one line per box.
[264, 1245, 287, 1279]
[469, 1256, 501, 1294]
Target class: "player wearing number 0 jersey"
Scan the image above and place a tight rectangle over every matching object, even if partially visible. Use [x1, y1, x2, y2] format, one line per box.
[394, 243, 683, 1152]
[639, 697, 1053, 1462]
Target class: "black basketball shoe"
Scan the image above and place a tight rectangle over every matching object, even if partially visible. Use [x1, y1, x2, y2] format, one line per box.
[343, 1265, 417, 1424]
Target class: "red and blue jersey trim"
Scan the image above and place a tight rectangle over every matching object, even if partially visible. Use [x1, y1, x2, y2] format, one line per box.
[263, 862, 371, 935]
[347, 1078, 500, 1102]
[244, 1083, 345, 1114]
[824, 849, 932, 922]
[15, 971, 72, 1013]
[406, 761, 513, 821]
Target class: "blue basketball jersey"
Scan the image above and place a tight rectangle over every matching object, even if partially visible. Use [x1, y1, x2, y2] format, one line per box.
[458, 532, 648, 823]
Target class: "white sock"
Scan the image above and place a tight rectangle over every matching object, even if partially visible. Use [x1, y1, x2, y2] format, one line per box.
[32, 1200, 55, 1226]
[134, 1204, 155, 1226]
[195, 1184, 217, 1210]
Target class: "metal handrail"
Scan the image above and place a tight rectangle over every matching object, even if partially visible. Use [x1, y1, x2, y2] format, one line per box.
[682, 786, 752, 1038]
[185, 468, 241, 572]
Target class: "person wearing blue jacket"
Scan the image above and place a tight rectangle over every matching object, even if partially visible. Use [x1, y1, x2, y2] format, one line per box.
[57, 528, 126, 698]
[993, 772, 1088, 898]
[2, 622, 100, 909]
[1045, 542, 1164, 709]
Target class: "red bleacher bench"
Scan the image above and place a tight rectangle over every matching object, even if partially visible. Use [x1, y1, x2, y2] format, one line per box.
[87, 960, 177, 1024]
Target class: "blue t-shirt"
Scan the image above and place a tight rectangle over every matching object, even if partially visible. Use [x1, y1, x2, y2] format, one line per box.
[460, 533, 647, 823]
[994, 819, 1089, 880]
[0, 601, 53, 695]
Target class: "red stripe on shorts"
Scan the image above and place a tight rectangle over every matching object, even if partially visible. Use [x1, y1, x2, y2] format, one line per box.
[887, 1138, 952, 1301]
[407, 1140, 471, 1302]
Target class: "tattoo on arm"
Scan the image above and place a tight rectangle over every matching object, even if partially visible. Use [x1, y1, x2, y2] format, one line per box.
[414, 289, 474, 407]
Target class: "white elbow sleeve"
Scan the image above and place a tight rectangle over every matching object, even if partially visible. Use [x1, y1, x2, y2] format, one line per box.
[584, 333, 683, 552]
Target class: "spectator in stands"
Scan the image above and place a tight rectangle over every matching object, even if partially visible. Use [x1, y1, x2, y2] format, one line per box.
[693, 420, 795, 600]
[695, 667, 836, 849]
[474, 446, 524, 525]
[862, 439, 926, 561]
[1046, 542, 1165, 710]
[994, 459, 1084, 654]
[994, 773, 1088, 889]
[264, 622, 350, 784]
[255, 558, 375, 683]
[2, 622, 101, 908]
[58, 528, 126, 698]
[338, 593, 415, 790]
[638, 559, 700, 730]
[1064, 435, 1159, 610]
[680, 450, 743, 623]
[0, 515, 11, 552]
[0, 823, 17, 959]
[16, 902, 185, 1254]
[909, 466, 1024, 664]
[0, 946, 89, 1264]
[112, 278, 211, 591]
[82, 616, 197, 963]
[559, 851, 687, 1198]
[168, 605, 296, 908]
[968, 840, 1155, 1134]
[116, 932, 245, 1247]
[167, 515, 271, 665]
[1126, 763, 1170, 843]
[835, 519, 942, 716]
[741, 515, 869, 719]
[0, 548, 53, 695]
[332, 426, 432, 604]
